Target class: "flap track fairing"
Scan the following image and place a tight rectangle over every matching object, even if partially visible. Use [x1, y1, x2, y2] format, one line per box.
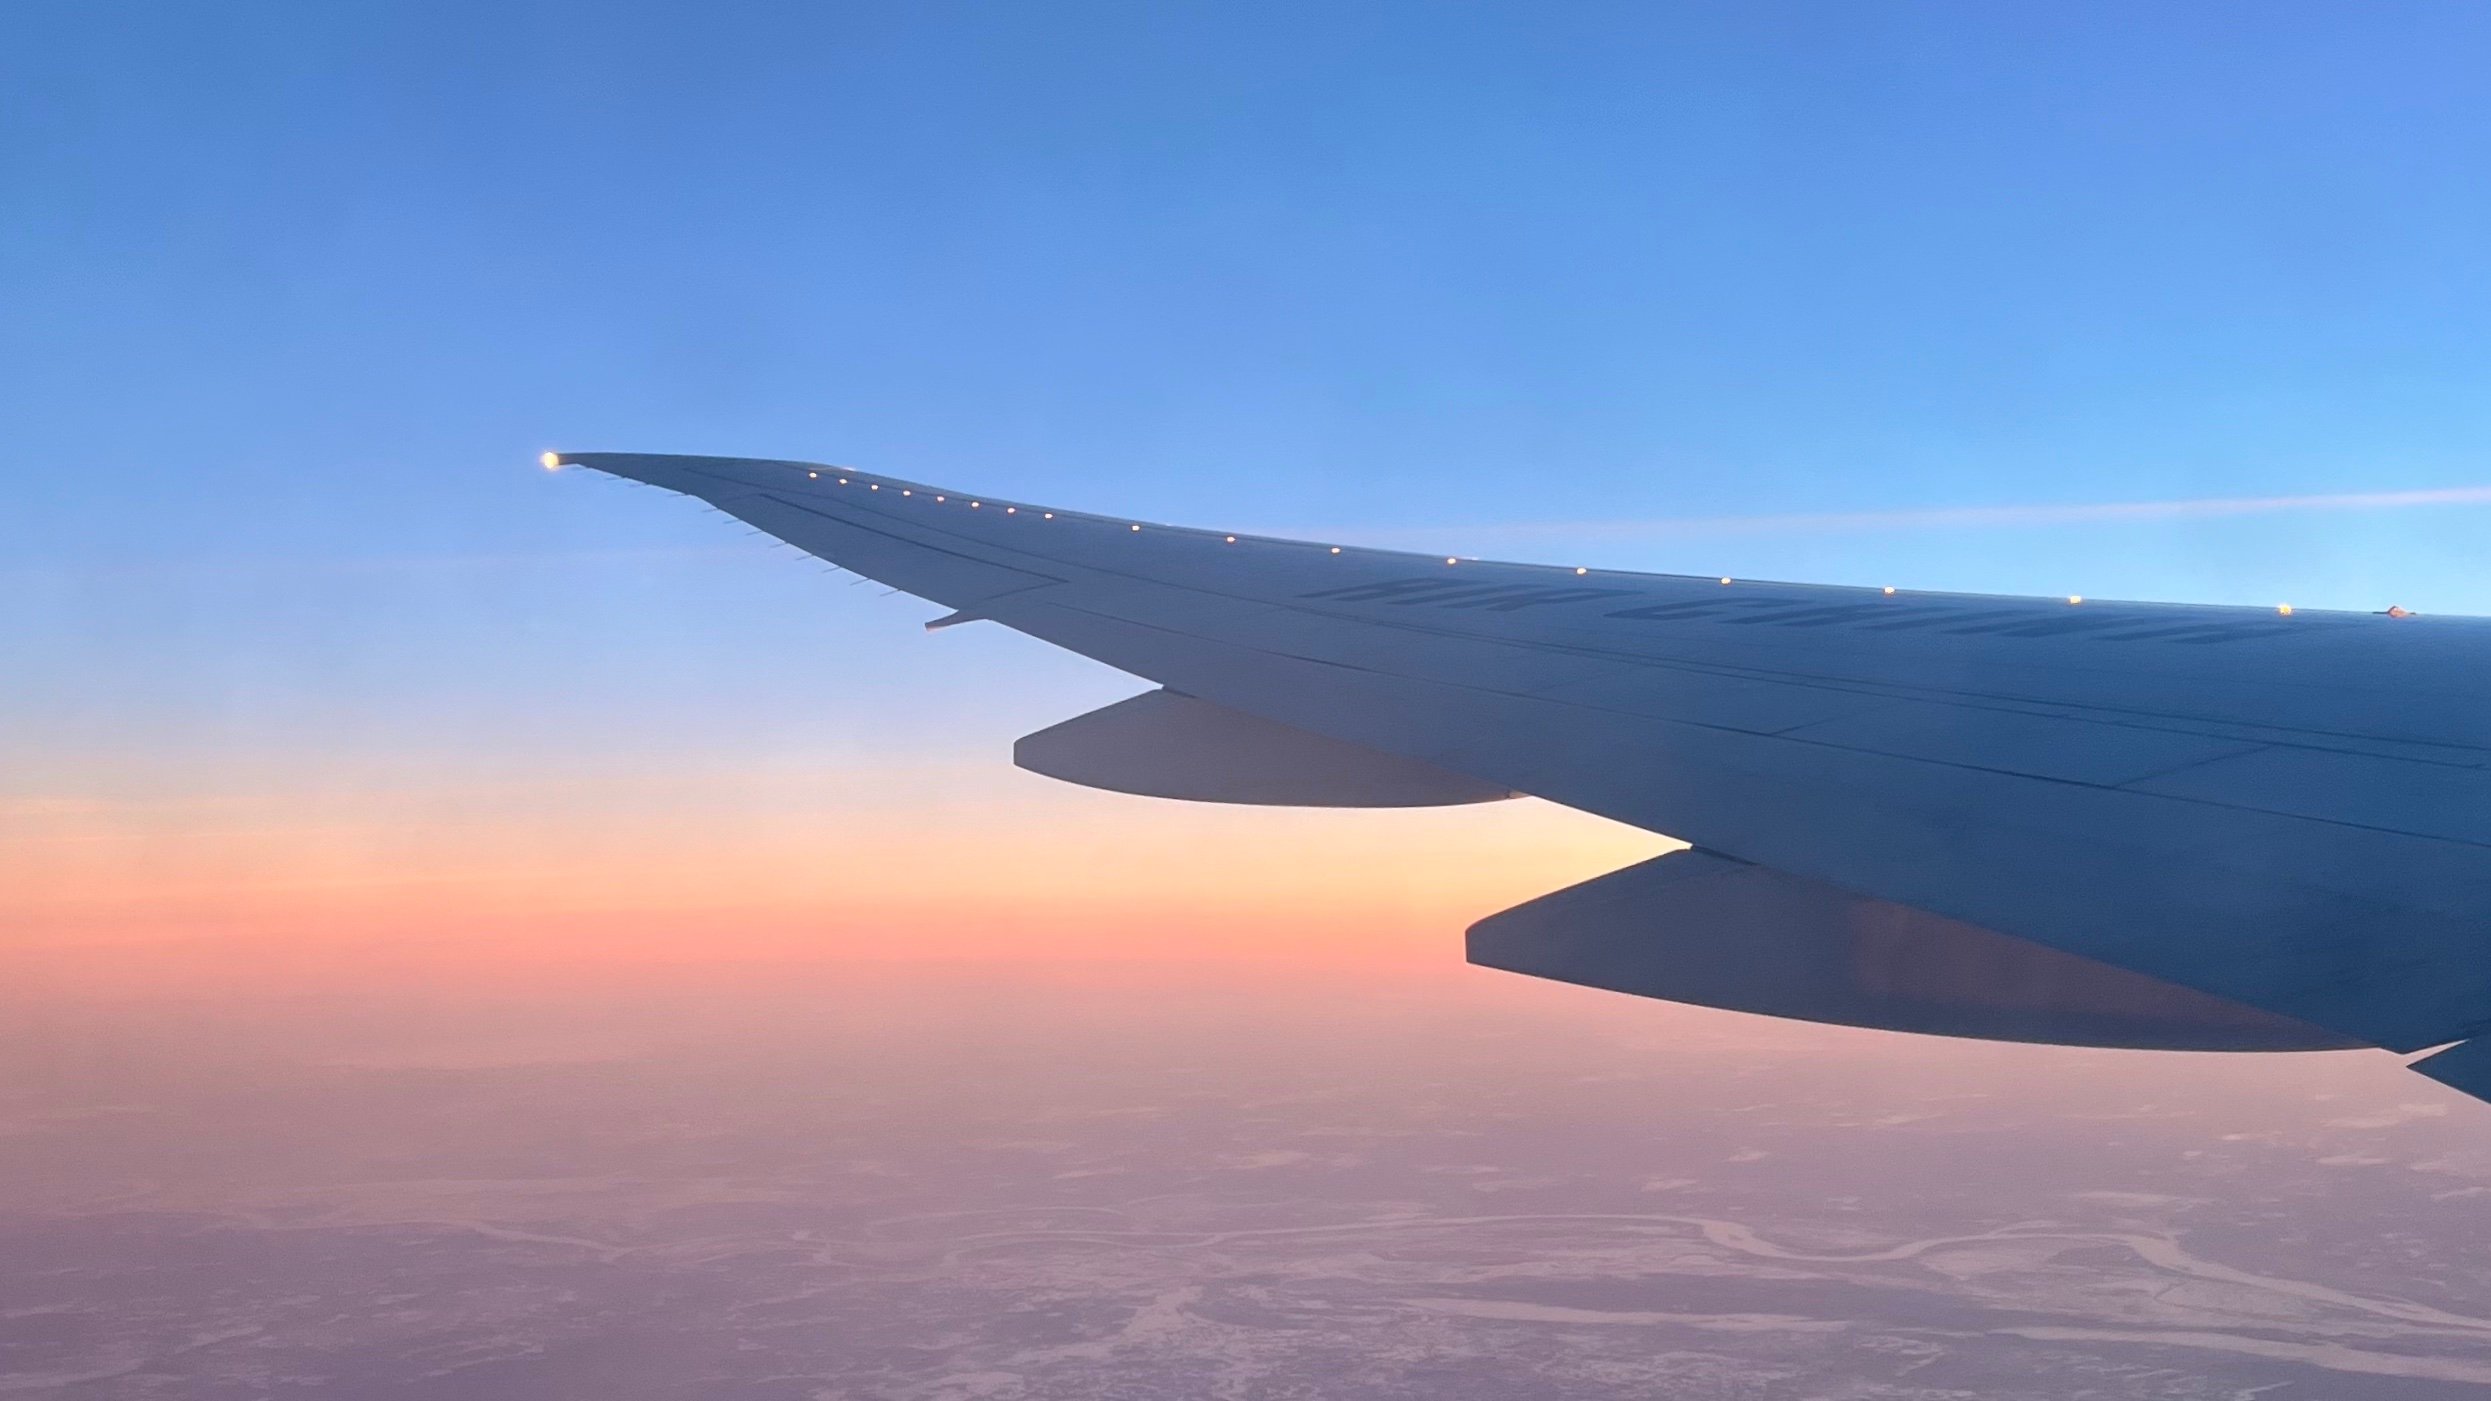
[1469, 849, 2360, 1052]
[1015, 689, 1514, 808]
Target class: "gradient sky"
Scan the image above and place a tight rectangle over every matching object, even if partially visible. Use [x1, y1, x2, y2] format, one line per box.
[8, 2, 2491, 988]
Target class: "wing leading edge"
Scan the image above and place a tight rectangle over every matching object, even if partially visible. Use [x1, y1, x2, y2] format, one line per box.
[557, 452, 2491, 1097]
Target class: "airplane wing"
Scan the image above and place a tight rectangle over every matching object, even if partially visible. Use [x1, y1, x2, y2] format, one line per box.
[556, 451, 2491, 1099]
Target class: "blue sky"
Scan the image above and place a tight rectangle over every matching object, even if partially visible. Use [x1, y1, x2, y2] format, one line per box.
[13, 21, 2491, 1383]
[7, 0, 2491, 771]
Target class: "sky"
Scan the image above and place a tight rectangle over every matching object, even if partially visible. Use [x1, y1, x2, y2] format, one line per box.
[15, 6, 2491, 1395]
[6, 1, 2491, 986]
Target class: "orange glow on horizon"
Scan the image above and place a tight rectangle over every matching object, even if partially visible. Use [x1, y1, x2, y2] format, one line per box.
[2, 755, 1669, 999]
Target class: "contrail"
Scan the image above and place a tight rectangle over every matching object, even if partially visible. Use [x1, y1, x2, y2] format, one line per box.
[1344, 484, 2491, 545]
